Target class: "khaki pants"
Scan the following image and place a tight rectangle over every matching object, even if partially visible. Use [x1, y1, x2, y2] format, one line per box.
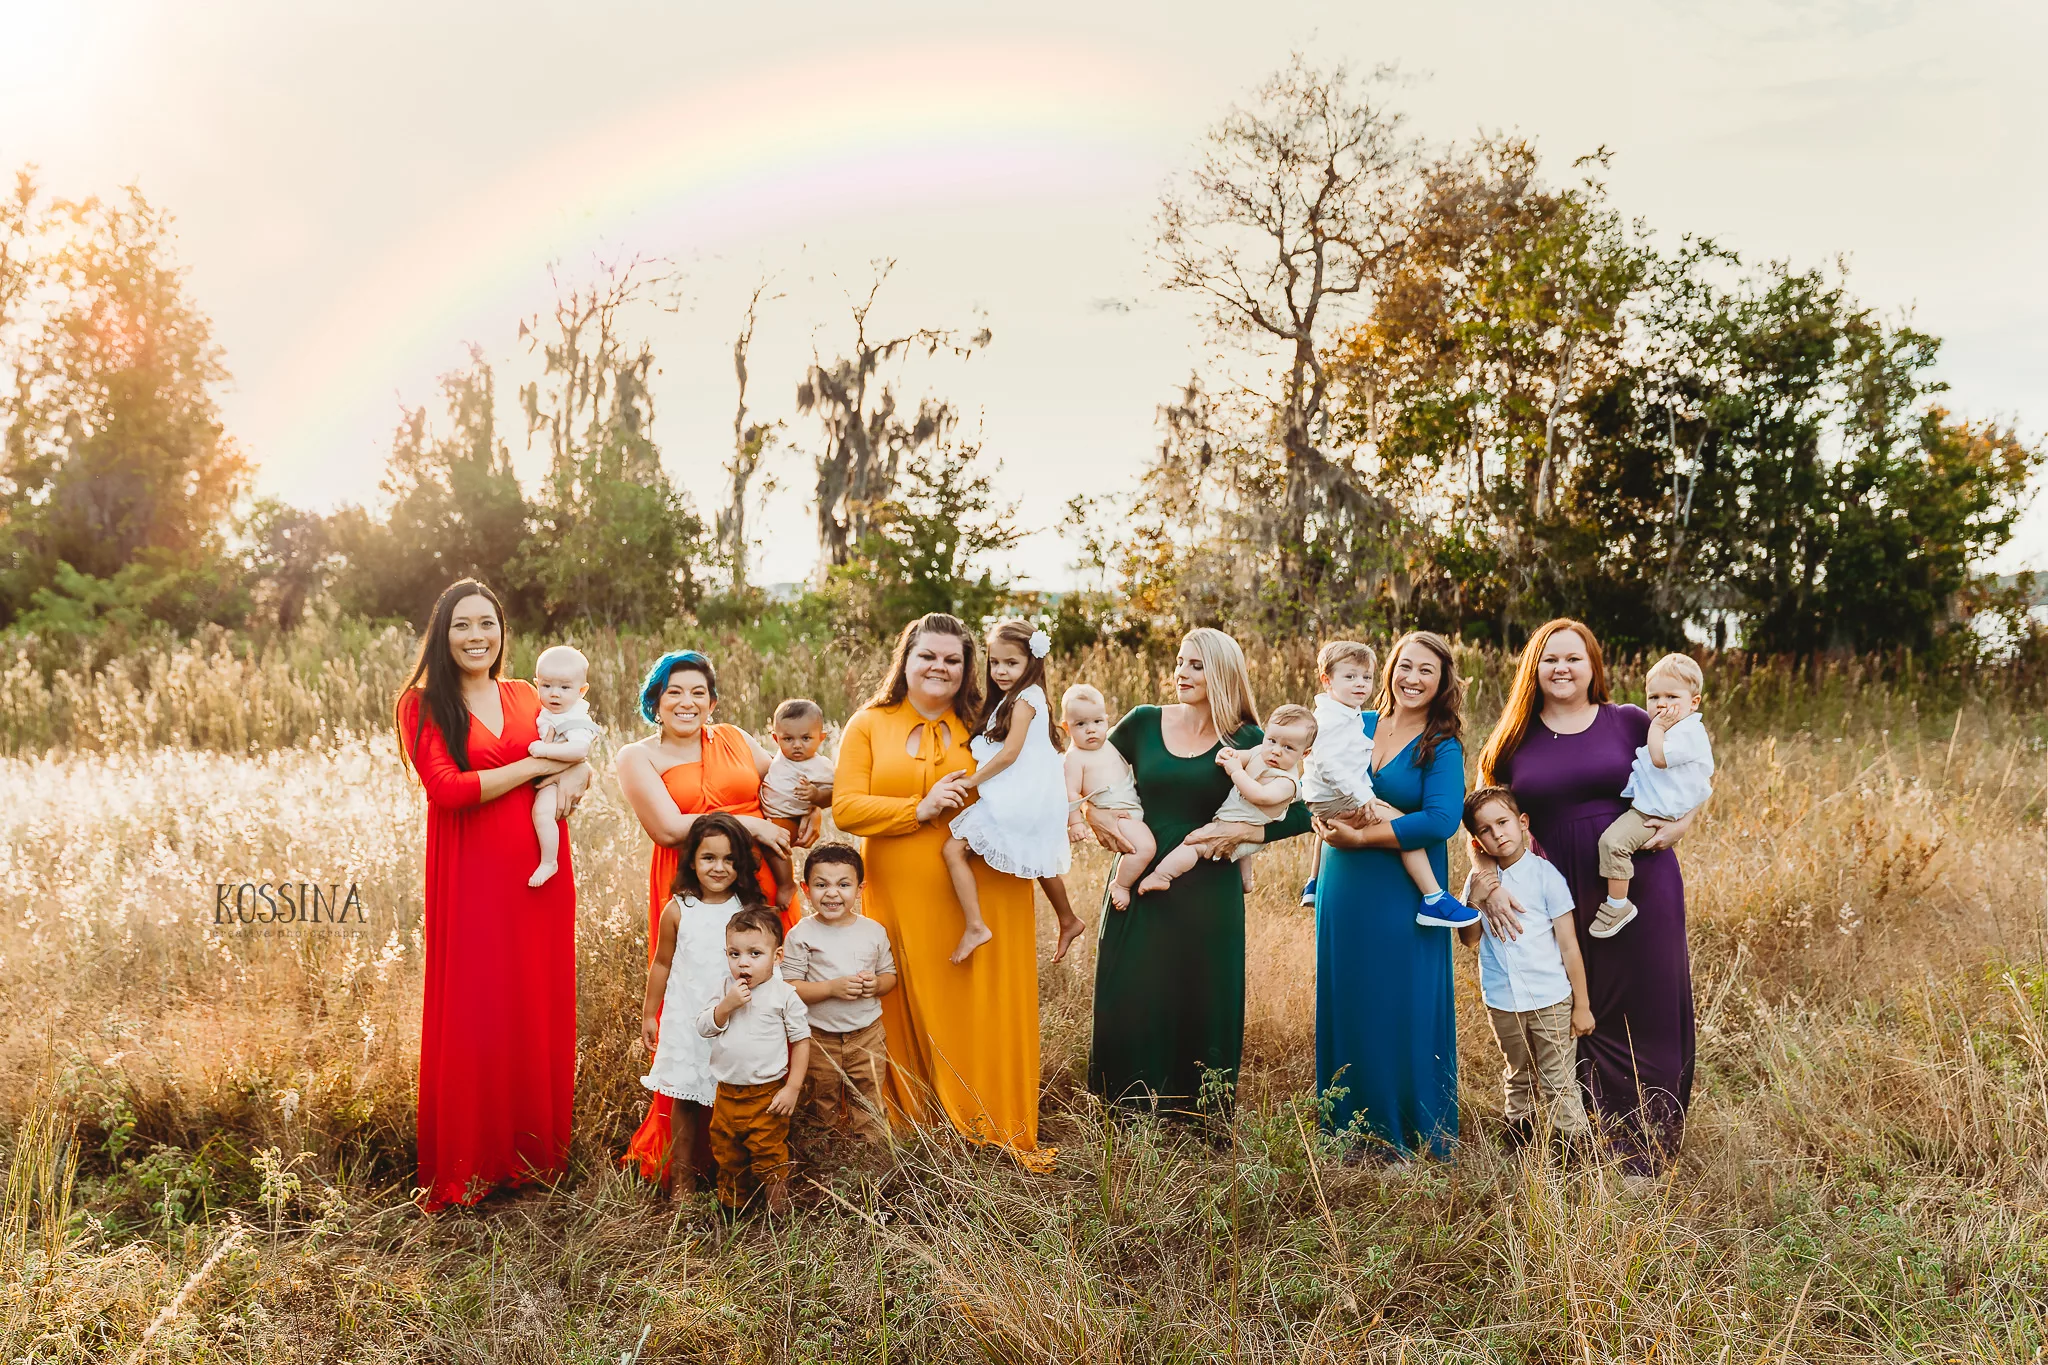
[1486, 1001, 1589, 1136]
[1597, 806, 1656, 883]
[709, 1079, 792, 1210]
[805, 1018, 890, 1145]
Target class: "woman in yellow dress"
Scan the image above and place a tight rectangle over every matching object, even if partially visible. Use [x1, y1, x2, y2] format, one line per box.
[831, 612, 1048, 1164]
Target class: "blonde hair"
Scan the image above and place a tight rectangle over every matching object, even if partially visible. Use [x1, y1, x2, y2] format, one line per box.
[1316, 640, 1377, 679]
[1266, 703, 1317, 745]
[534, 644, 589, 681]
[1060, 682, 1105, 718]
[1647, 652, 1704, 696]
[1478, 619, 1610, 785]
[1181, 627, 1259, 741]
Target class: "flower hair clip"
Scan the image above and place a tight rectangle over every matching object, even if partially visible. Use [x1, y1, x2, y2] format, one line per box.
[1028, 628, 1052, 659]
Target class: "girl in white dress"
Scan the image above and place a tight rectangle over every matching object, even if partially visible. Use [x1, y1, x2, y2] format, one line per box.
[942, 618, 1087, 965]
[640, 811, 766, 1196]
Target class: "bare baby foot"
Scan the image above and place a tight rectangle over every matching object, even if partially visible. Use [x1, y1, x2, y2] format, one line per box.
[528, 863, 557, 889]
[1106, 882, 1132, 911]
[950, 921, 994, 964]
[1135, 873, 1170, 897]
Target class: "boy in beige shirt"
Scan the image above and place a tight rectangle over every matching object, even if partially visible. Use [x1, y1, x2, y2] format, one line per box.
[781, 844, 896, 1144]
[697, 906, 811, 1214]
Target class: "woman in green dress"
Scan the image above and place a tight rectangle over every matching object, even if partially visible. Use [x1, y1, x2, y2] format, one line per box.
[1086, 628, 1312, 1115]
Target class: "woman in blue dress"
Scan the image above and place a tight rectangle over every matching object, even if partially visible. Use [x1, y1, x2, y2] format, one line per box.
[1311, 631, 1468, 1157]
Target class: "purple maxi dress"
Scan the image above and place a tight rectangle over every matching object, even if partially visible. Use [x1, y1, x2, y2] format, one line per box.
[1497, 704, 1694, 1174]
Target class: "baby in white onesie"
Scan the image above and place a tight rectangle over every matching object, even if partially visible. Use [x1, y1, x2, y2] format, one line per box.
[527, 644, 602, 888]
[1592, 653, 1715, 938]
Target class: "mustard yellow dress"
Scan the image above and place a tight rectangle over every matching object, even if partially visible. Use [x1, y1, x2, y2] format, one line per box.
[832, 700, 1046, 1162]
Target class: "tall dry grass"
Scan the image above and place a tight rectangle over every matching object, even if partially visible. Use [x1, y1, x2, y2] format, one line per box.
[0, 636, 2045, 1360]
[2, 615, 2038, 756]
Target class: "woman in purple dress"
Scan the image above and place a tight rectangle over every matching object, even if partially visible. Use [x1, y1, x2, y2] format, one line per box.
[1474, 619, 1700, 1175]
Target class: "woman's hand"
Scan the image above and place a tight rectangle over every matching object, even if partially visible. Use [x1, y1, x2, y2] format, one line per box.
[552, 760, 592, 816]
[1475, 879, 1527, 941]
[1086, 804, 1136, 855]
[914, 773, 972, 825]
[1313, 816, 1374, 849]
[740, 815, 792, 857]
[1639, 806, 1698, 852]
[1187, 821, 1260, 860]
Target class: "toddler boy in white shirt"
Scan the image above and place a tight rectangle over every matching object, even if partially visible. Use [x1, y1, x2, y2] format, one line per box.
[1300, 639, 1475, 929]
[1458, 785, 1593, 1152]
[1592, 653, 1715, 938]
[697, 906, 811, 1214]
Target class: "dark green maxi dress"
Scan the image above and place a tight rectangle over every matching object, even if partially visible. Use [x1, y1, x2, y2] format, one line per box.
[1088, 705, 1312, 1114]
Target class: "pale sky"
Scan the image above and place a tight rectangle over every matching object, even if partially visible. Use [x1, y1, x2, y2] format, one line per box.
[5, 0, 2044, 589]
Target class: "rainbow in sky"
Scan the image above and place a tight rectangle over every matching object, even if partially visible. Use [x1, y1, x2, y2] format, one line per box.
[271, 36, 1173, 479]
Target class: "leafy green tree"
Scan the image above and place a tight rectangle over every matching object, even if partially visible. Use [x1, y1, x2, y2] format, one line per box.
[0, 183, 246, 625]
[240, 497, 332, 632]
[14, 554, 249, 637]
[328, 348, 531, 625]
[516, 260, 706, 627]
[820, 436, 1021, 635]
[797, 261, 988, 573]
[1154, 56, 1423, 624]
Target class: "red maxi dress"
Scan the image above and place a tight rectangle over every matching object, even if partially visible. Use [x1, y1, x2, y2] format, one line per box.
[401, 680, 578, 1209]
[621, 723, 789, 1184]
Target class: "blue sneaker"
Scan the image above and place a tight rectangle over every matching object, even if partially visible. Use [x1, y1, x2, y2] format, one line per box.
[1299, 878, 1318, 908]
[1415, 891, 1478, 929]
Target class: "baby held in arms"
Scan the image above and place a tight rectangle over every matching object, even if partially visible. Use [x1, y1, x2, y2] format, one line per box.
[1304, 639, 1475, 929]
[1062, 685, 1154, 910]
[1592, 652, 1714, 938]
[527, 644, 602, 888]
[759, 698, 834, 850]
[1134, 704, 1315, 899]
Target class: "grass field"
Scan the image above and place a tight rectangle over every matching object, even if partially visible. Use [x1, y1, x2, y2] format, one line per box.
[2, 633, 2047, 1362]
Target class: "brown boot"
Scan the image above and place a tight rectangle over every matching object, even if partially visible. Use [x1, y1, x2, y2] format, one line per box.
[764, 1178, 792, 1216]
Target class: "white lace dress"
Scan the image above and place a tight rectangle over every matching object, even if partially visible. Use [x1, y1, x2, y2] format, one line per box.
[949, 683, 1072, 880]
[640, 894, 736, 1104]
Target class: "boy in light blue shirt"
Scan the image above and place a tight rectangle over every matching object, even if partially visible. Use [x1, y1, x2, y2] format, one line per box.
[1458, 785, 1594, 1152]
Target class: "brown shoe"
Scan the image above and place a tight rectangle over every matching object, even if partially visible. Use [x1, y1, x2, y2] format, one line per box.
[1590, 898, 1636, 938]
[764, 1178, 793, 1216]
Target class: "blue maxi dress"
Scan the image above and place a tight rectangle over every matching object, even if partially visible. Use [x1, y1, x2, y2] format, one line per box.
[1314, 714, 1465, 1156]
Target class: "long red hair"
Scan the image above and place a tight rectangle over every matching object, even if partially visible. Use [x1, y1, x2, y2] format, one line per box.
[1478, 618, 1610, 785]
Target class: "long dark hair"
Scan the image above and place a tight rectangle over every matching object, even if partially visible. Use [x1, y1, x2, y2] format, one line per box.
[671, 812, 766, 906]
[979, 618, 1064, 751]
[395, 579, 505, 775]
[1375, 630, 1466, 769]
[862, 613, 984, 722]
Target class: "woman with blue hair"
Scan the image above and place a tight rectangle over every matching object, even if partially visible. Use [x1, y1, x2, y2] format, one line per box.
[615, 648, 789, 1191]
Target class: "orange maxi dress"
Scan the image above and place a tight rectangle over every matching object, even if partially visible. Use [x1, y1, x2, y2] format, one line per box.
[401, 681, 577, 1209]
[832, 701, 1046, 1163]
[622, 723, 789, 1183]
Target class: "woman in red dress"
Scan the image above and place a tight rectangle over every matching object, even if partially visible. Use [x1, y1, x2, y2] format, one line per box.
[396, 579, 591, 1209]
[615, 649, 790, 1188]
